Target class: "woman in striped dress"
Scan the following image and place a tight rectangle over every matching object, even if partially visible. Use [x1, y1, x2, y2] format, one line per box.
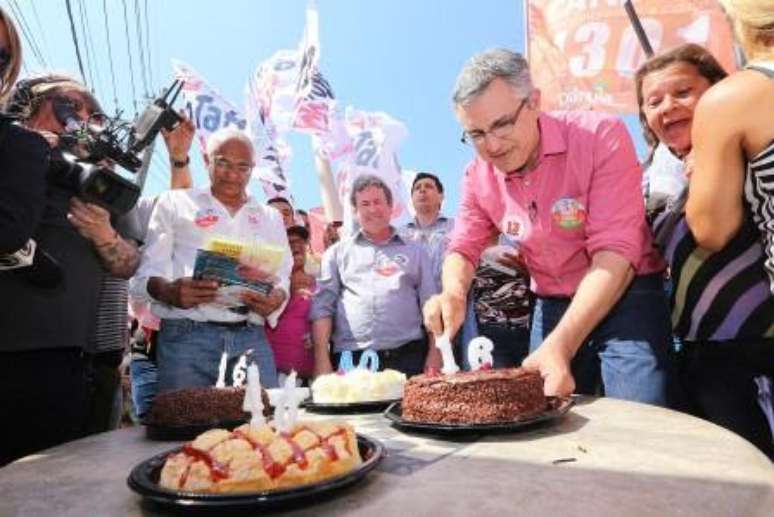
[687, 0, 774, 293]
[636, 43, 773, 459]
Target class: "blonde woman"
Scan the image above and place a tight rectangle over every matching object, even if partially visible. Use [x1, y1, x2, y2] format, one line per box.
[0, 6, 21, 101]
[687, 0, 774, 293]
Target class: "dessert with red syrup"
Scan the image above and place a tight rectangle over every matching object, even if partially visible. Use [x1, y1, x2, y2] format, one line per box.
[158, 420, 361, 493]
[401, 367, 548, 424]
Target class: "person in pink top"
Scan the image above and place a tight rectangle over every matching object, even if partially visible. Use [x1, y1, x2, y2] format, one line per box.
[424, 48, 674, 406]
[265, 225, 316, 381]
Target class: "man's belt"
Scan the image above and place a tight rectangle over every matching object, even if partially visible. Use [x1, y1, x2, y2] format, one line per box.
[206, 319, 251, 328]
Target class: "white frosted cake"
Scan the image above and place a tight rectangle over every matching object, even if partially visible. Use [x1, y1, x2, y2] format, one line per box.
[311, 368, 407, 403]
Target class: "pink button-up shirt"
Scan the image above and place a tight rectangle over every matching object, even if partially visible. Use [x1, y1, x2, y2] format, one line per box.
[449, 111, 664, 298]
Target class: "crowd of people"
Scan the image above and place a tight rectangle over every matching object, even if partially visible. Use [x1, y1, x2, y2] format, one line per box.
[0, 0, 772, 467]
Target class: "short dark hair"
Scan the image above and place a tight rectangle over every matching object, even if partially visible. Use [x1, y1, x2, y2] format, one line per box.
[286, 225, 310, 241]
[267, 196, 292, 207]
[412, 172, 443, 194]
[296, 209, 308, 216]
[350, 174, 393, 207]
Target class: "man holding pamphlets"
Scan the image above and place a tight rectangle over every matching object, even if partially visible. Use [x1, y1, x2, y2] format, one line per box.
[130, 128, 291, 391]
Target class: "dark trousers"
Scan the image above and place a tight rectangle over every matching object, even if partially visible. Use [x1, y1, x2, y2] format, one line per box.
[83, 349, 123, 435]
[476, 322, 530, 369]
[0, 348, 87, 466]
[530, 274, 675, 406]
[331, 338, 428, 377]
[679, 339, 774, 460]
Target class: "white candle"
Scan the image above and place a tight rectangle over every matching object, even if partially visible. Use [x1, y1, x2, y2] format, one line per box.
[434, 333, 459, 375]
[467, 336, 494, 371]
[231, 352, 250, 388]
[269, 371, 306, 433]
[242, 364, 266, 428]
[215, 351, 228, 388]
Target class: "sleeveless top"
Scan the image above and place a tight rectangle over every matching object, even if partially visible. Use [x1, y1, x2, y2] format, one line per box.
[743, 61, 774, 294]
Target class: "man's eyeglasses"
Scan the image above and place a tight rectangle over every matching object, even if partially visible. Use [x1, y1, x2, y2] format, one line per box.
[213, 156, 253, 174]
[460, 97, 529, 146]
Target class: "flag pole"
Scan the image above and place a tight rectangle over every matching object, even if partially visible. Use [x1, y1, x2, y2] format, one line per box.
[624, 0, 654, 58]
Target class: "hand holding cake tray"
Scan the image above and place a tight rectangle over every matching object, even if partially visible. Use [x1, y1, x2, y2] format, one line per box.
[384, 336, 574, 434]
[129, 365, 385, 510]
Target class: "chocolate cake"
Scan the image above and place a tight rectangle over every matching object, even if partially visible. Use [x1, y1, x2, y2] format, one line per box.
[401, 367, 548, 424]
[148, 387, 270, 427]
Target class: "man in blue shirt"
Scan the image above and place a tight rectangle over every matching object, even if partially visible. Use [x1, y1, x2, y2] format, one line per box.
[400, 172, 455, 289]
[311, 175, 441, 376]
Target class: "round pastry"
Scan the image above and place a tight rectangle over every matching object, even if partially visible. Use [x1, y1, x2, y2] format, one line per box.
[311, 368, 406, 403]
[158, 420, 361, 493]
[401, 367, 548, 424]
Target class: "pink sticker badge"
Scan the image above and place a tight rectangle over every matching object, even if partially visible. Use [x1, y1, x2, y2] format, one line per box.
[194, 208, 219, 228]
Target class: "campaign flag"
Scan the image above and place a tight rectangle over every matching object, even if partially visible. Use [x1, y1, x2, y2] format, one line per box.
[526, 0, 737, 113]
[172, 59, 247, 155]
[336, 108, 411, 230]
[250, 3, 321, 134]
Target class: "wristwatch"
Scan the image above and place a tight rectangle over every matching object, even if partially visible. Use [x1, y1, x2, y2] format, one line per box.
[170, 155, 190, 168]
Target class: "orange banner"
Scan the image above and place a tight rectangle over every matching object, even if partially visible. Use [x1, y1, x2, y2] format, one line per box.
[526, 0, 737, 114]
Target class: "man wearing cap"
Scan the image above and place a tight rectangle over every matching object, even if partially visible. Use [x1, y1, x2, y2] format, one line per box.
[130, 127, 291, 391]
[424, 49, 673, 405]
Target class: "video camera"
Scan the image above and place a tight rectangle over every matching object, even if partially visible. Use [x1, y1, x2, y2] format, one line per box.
[51, 79, 184, 215]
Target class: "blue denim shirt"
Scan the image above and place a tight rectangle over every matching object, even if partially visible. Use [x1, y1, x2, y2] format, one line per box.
[310, 228, 435, 352]
[399, 216, 454, 290]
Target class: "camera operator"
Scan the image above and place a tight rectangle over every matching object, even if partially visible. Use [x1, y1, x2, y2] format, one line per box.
[0, 73, 140, 465]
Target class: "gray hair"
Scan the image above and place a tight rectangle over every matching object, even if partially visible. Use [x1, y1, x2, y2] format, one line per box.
[452, 48, 533, 106]
[206, 127, 254, 160]
[350, 174, 393, 207]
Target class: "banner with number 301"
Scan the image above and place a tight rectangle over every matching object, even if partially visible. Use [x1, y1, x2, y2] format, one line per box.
[526, 0, 737, 114]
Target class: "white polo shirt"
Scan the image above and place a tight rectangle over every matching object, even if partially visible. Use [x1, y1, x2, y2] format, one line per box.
[129, 186, 292, 327]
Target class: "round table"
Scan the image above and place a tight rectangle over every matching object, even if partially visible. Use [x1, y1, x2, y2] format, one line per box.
[0, 397, 772, 516]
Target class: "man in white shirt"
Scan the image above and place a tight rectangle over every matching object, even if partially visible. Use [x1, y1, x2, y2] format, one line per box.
[130, 128, 291, 391]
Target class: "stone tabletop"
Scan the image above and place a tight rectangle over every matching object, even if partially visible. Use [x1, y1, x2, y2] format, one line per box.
[1, 396, 772, 516]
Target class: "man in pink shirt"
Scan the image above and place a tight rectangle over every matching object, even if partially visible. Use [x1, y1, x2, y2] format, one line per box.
[424, 48, 673, 405]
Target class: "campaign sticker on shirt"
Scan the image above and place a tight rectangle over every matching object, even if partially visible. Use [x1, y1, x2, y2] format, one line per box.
[550, 198, 586, 230]
[194, 208, 219, 228]
[374, 254, 407, 277]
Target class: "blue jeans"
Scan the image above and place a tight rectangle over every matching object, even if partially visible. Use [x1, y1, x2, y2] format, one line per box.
[130, 356, 158, 421]
[530, 274, 673, 406]
[157, 319, 278, 393]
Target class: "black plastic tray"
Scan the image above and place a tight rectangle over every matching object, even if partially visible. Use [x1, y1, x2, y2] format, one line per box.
[127, 434, 385, 510]
[383, 397, 574, 434]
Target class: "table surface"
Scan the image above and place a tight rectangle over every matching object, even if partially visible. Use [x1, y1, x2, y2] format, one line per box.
[1, 396, 772, 517]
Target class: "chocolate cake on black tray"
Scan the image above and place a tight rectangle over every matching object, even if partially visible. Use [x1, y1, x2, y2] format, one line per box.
[148, 387, 270, 427]
[401, 367, 548, 424]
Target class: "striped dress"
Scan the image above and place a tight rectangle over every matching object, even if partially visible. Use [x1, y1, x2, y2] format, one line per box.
[653, 191, 774, 342]
[743, 62, 774, 294]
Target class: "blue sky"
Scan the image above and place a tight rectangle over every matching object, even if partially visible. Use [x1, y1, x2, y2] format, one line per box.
[10, 0, 645, 215]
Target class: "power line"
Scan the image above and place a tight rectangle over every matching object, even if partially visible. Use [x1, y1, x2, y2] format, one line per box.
[28, 0, 51, 64]
[7, 0, 47, 68]
[74, 0, 95, 91]
[132, 0, 150, 98]
[120, 0, 139, 115]
[143, 0, 154, 92]
[101, 0, 120, 115]
[64, 0, 88, 86]
[77, 0, 104, 98]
